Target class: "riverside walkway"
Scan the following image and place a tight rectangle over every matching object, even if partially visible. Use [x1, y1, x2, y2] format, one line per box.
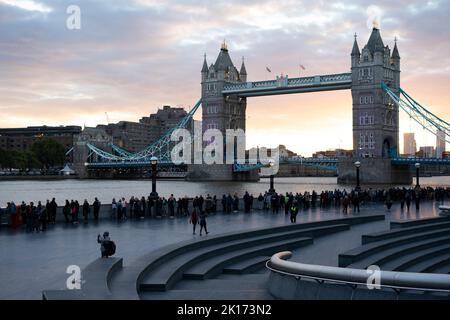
[0, 201, 444, 299]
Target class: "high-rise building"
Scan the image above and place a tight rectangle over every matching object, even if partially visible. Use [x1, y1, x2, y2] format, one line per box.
[419, 146, 435, 158]
[403, 133, 416, 156]
[436, 129, 446, 158]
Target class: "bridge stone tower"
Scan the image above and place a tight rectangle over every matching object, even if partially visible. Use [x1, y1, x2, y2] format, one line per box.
[339, 27, 411, 184]
[187, 42, 257, 181]
[351, 27, 401, 158]
[201, 42, 247, 143]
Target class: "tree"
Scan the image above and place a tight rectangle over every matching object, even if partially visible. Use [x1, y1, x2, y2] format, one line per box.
[30, 138, 65, 169]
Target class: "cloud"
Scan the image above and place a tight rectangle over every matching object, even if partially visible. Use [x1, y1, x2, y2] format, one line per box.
[0, 0, 449, 155]
[0, 0, 52, 13]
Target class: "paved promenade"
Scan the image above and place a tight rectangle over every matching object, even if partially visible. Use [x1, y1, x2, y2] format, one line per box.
[0, 201, 444, 299]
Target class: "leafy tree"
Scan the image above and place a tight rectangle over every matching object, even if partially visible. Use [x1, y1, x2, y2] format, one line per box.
[30, 138, 65, 169]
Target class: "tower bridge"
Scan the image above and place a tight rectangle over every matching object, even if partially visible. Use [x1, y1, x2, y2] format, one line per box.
[76, 26, 450, 184]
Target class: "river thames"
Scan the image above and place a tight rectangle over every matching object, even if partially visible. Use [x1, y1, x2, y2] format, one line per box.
[1, 176, 450, 204]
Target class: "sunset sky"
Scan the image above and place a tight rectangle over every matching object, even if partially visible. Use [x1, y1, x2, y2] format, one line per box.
[1, 0, 449, 156]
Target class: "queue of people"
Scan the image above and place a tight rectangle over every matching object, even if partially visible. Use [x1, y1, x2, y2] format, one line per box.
[1, 186, 449, 231]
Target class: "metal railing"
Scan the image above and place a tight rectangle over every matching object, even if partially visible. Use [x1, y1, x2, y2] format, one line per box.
[267, 251, 450, 293]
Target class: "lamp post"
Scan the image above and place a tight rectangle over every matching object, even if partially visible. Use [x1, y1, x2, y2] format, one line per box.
[415, 162, 420, 189]
[150, 156, 158, 198]
[354, 161, 361, 191]
[268, 160, 275, 194]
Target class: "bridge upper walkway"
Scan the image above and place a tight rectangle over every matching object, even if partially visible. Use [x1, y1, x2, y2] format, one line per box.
[222, 73, 352, 97]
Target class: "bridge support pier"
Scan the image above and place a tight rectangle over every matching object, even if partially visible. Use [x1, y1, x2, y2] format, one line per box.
[337, 158, 412, 185]
[186, 164, 259, 182]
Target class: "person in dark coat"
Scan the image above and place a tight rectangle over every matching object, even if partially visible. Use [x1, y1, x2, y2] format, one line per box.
[63, 200, 70, 223]
[49, 198, 57, 223]
[199, 211, 209, 236]
[168, 194, 175, 218]
[190, 209, 198, 235]
[93, 197, 101, 221]
[82, 200, 90, 223]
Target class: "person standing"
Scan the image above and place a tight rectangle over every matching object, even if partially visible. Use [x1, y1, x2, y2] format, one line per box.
[63, 200, 71, 223]
[45, 200, 51, 226]
[342, 196, 349, 214]
[385, 192, 393, 211]
[290, 202, 299, 223]
[93, 197, 101, 221]
[32, 202, 40, 233]
[415, 187, 421, 210]
[205, 194, 213, 215]
[257, 193, 264, 210]
[111, 198, 117, 219]
[243, 192, 251, 213]
[97, 232, 115, 258]
[117, 200, 123, 221]
[190, 209, 198, 235]
[75, 200, 80, 223]
[221, 195, 227, 213]
[82, 199, 90, 223]
[49, 198, 57, 224]
[20, 201, 27, 227]
[352, 191, 360, 213]
[141, 196, 147, 218]
[38, 201, 47, 232]
[405, 190, 412, 212]
[168, 194, 175, 218]
[177, 197, 183, 216]
[199, 211, 209, 236]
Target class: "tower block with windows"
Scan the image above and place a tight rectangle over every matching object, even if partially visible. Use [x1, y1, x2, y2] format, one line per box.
[338, 27, 411, 184]
[187, 42, 257, 181]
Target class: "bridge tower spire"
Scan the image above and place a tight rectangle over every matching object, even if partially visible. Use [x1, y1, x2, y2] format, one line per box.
[351, 27, 401, 159]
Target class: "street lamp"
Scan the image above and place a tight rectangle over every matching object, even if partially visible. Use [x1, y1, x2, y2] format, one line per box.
[268, 160, 275, 194]
[415, 162, 421, 189]
[354, 161, 361, 191]
[150, 156, 159, 198]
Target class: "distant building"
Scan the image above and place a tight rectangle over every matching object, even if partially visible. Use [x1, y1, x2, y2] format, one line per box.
[403, 133, 417, 156]
[313, 149, 353, 159]
[97, 105, 192, 153]
[140, 105, 192, 142]
[279, 145, 298, 158]
[0, 125, 82, 153]
[419, 146, 435, 158]
[436, 129, 446, 158]
[97, 121, 152, 153]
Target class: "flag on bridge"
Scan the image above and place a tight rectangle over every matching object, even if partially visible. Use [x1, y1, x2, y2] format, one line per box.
[266, 66, 272, 73]
[300, 65, 306, 70]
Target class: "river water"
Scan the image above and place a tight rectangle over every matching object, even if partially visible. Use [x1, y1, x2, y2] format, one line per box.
[1, 176, 450, 204]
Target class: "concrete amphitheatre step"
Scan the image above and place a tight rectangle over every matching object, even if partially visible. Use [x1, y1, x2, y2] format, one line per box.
[362, 221, 450, 244]
[182, 237, 314, 280]
[175, 276, 269, 291]
[346, 235, 450, 270]
[381, 243, 450, 272]
[58, 215, 380, 299]
[222, 256, 271, 275]
[403, 254, 450, 274]
[139, 224, 349, 291]
[425, 258, 450, 274]
[339, 228, 450, 267]
[141, 288, 274, 300]
[42, 258, 123, 300]
[390, 216, 450, 229]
